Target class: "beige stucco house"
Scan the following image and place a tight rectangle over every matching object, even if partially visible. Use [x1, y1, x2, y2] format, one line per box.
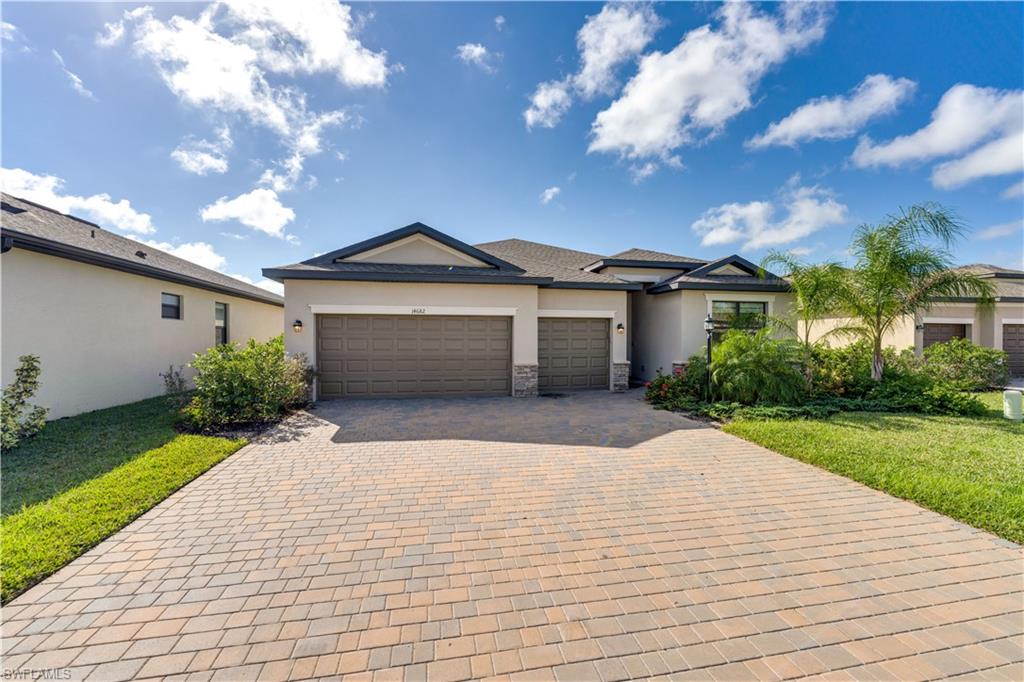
[1, 194, 284, 419]
[264, 222, 794, 399]
[805, 264, 1024, 376]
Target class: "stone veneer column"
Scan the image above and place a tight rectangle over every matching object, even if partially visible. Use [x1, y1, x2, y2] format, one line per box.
[612, 362, 630, 392]
[512, 364, 538, 397]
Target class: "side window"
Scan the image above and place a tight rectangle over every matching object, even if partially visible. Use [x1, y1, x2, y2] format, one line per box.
[215, 302, 229, 345]
[711, 300, 766, 339]
[161, 293, 182, 320]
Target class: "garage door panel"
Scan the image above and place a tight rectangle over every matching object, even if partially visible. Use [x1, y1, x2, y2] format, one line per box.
[1004, 324, 1024, 376]
[317, 315, 512, 398]
[923, 323, 966, 348]
[538, 318, 610, 392]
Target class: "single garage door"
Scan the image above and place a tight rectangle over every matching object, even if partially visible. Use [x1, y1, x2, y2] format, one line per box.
[538, 318, 609, 391]
[923, 323, 966, 348]
[317, 315, 511, 398]
[1003, 324, 1024, 376]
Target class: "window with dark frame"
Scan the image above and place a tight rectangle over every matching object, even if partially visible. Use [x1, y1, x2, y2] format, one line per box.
[711, 300, 766, 339]
[161, 293, 182, 320]
[215, 302, 229, 345]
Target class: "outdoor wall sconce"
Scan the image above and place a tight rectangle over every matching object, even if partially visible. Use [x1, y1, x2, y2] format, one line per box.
[616, 323, 625, 334]
[292, 320, 304, 332]
[915, 323, 925, 331]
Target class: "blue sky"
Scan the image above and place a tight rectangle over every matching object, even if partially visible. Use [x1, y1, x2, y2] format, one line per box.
[2, 1, 1022, 294]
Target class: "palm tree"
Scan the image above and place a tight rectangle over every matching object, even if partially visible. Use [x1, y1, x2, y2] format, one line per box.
[829, 203, 994, 380]
[761, 252, 844, 346]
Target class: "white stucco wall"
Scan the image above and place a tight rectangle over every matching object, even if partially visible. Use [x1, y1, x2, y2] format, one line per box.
[1, 248, 283, 419]
[804, 314, 916, 350]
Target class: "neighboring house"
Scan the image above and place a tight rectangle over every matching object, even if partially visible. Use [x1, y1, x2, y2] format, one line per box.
[807, 264, 1024, 377]
[1, 194, 284, 419]
[263, 222, 793, 399]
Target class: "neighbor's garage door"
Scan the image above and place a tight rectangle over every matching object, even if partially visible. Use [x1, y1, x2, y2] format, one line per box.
[317, 315, 511, 398]
[1003, 324, 1024, 376]
[923, 323, 966, 348]
[538, 318, 609, 391]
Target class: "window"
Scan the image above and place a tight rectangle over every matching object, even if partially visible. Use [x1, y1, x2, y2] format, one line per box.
[215, 302, 229, 345]
[711, 300, 766, 338]
[161, 293, 182, 320]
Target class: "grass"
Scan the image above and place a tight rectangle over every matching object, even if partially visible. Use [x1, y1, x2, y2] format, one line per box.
[723, 391, 1024, 545]
[1, 396, 244, 603]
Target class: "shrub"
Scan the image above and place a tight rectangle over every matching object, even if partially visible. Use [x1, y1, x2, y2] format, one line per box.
[1, 355, 48, 451]
[182, 336, 314, 431]
[921, 338, 1009, 391]
[866, 372, 985, 416]
[159, 365, 190, 408]
[710, 329, 807, 405]
[645, 355, 708, 407]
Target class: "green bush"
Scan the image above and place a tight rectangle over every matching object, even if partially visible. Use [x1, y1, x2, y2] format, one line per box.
[182, 336, 313, 431]
[710, 329, 807, 405]
[1, 355, 48, 451]
[921, 338, 1009, 391]
[866, 372, 986, 416]
[810, 341, 919, 398]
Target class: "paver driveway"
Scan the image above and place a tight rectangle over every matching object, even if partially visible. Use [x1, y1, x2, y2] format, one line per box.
[3, 391, 1022, 681]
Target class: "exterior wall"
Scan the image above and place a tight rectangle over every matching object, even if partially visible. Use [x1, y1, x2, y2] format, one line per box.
[913, 303, 981, 351]
[1, 248, 282, 419]
[631, 290, 683, 380]
[282, 280, 540, 397]
[804, 315, 916, 350]
[631, 289, 795, 382]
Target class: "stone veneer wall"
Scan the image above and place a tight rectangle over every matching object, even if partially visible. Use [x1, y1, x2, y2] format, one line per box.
[612, 362, 630, 392]
[513, 364, 538, 397]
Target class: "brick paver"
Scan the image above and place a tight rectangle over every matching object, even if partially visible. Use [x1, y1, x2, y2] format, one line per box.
[3, 390, 1022, 680]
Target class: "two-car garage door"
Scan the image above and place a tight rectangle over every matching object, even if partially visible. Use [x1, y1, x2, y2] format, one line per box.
[317, 315, 512, 398]
[316, 314, 612, 398]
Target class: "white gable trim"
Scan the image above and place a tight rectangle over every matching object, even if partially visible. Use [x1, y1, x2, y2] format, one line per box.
[342, 233, 490, 267]
[707, 263, 752, 276]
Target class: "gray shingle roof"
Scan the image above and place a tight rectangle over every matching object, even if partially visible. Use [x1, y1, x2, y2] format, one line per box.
[610, 247, 704, 264]
[474, 239, 627, 286]
[951, 264, 1024, 301]
[1, 194, 283, 305]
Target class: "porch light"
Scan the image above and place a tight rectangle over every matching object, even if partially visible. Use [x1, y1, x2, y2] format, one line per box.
[616, 323, 625, 335]
[292, 319, 304, 333]
[703, 314, 715, 334]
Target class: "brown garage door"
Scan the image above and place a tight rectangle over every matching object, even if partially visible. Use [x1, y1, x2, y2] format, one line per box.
[923, 323, 966, 348]
[316, 315, 511, 398]
[1003, 324, 1024, 377]
[538, 318, 609, 392]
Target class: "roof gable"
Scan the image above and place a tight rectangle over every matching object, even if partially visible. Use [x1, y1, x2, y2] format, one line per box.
[684, 255, 766, 278]
[307, 223, 523, 272]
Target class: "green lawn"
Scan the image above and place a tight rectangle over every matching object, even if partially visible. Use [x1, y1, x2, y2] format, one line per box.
[1, 397, 244, 603]
[723, 392, 1024, 545]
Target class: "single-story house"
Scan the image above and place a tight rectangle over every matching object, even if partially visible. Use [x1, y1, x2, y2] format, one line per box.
[263, 222, 794, 399]
[1, 194, 284, 419]
[807, 264, 1024, 376]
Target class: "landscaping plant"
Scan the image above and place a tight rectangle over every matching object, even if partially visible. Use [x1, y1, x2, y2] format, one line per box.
[182, 335, 313, 430]
[1, 355, 48, 451]
[710, 329, 807, 405]
[921, 337, 1009, 391]
[761, 251, 844, 346]
[825, 204, 993, 380]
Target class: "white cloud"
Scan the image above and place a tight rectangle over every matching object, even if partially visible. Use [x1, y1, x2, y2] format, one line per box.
[852, 84, 1023, 190]
[2, 21, 31, 52]
[931, 131, 1024, 189]
[0, 167, 155, 234]
[494, 16, 506, 32]
[171, 126, 233, 175]
[589, 2, 830, 162]
[539, 186, 561, 205]
[52, 50, 96, 100]
[787, 245, 815, 257]
[629, 161, 658, 184]
[976, 220, 1022, 240]
[524, 79, 573, 129]
[747, 74, 916, 149]
[229, 273, 285, 295]
[692, 182, 847, 250]
[134, 238, 227, 271]
[95, 17, 126, 47]
[200, 188, 295, 238]
[108, 2, 385, 190]
[524, 3, 660, 129]
[455, 43, 499, 73]
[1003, 180, 1024, 199]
